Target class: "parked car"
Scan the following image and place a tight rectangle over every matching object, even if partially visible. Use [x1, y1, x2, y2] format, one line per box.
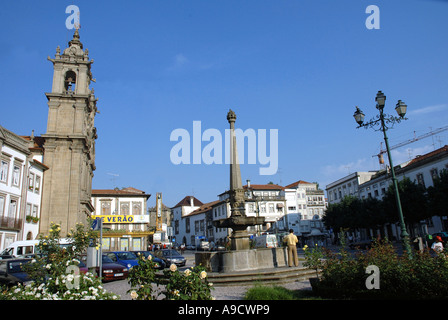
[104, 251, 139, 269]
[98, 255, 129, 282]
[253, 234, 278, 248]
[0, 258, 33, 287]
[79, 254, 129, 281]
[349, 240, 373, 250]
[154, 249, 186, 267]
[131, 251, 166, 269]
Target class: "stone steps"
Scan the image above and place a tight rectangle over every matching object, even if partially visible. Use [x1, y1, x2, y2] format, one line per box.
[207, 265, 317, 287]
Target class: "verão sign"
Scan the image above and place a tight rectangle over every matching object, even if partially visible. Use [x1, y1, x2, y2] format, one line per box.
[92, 215, 149, 224]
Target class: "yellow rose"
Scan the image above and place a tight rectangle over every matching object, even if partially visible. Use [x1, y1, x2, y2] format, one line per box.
[170, 264, 177, 272]
[200, 271, 207, 279]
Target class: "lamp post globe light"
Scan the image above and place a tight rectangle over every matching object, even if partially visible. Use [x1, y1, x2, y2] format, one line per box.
[353, 91, 412, 258]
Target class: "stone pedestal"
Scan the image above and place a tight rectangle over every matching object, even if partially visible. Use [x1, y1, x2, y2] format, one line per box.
[229, 229, 251, 251]
[195, 247, 288, 273]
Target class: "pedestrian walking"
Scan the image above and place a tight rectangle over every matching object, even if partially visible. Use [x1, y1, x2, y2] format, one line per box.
[283, 229, 299, 267]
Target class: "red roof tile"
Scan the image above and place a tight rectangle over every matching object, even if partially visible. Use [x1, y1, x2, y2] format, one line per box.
[172, 196, 204, 208]
[243, 184, 285, 190]
[92, 188, 150, 198]
[284, 180, 314, 189]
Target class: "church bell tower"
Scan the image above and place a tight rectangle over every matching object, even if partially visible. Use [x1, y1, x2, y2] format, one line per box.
[40, 29, 98, 236]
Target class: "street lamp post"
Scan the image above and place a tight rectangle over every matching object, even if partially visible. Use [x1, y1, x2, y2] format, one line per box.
[353, 91, 412, 258]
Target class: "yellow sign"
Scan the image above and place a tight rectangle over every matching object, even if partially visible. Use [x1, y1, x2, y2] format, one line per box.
[92, 215, 149, 224]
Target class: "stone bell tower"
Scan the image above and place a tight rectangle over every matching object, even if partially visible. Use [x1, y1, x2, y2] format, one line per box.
[40, 29, 98, 236]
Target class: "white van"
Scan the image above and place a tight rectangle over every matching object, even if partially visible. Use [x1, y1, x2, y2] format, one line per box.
[253, 234, 278, 248]
[0, 239, 73, 258]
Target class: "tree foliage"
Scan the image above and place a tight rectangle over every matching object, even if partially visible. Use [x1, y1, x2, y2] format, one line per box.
[427, 169, 448, 218]
[323, 175, 441, 232]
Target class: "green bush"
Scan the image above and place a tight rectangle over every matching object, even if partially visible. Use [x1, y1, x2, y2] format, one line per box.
[315, 240, 448, 299]
[1, 222, 118, 300]
[127, 261, 214, 300]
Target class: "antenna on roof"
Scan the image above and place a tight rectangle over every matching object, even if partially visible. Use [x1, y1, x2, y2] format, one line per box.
[107, 173, 119, 188]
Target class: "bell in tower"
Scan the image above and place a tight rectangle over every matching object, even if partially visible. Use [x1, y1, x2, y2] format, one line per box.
[40, 29, 98, 237]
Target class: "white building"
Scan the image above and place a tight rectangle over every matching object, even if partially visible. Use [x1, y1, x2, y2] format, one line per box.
[325, 145, 448, 240]
[284, 180, 327, 240]
[172, 196, 204, 246]
[243, 182, 286, 234]
[91, 187, 151, 251]
[358, 145, 448, 236]
[326, 172, 378, 204]
[0, 126, 47, 251]
[211, 199, 230, 245]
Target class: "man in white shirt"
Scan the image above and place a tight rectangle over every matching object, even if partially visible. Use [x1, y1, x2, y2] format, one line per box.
[431, 236, 444, 253]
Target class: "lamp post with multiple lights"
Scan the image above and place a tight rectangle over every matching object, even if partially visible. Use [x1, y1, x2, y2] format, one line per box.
[353, 90, 412, 258]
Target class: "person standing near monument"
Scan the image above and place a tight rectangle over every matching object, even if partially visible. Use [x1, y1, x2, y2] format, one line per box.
[283, 229, 299, 267]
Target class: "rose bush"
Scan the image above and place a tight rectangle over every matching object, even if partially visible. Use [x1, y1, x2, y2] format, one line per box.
[313, 236, 448, 299]
[1, 221, 118, 300]
[162, 264, 213, 300]
[127, 259, 214, 300]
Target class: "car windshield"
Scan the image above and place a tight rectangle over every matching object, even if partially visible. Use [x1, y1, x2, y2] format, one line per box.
[135, 251, 150, 258]
[117, 252, 137, 260]
[102, 255, 114, 263]
[8, 260, 30, 273]
[163, 250, 181, 257]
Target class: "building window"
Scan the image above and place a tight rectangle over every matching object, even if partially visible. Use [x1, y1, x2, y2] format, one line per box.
[186, 217, 190, 233]
[8, 199, 17, 219]
[430, 168, 439, 184]
[28, 173, 35, 191]
[175, 220, 179, 234]
[26, 203, 31, 218]
[120, 202, 130, 215]
[0, 160, 8, 183]
[132, 202, 142, 215]
[34, 175, 41, 194]
[0, 195, 5, 218]
[416, 173, 425, 188]
[12, 164, 21, 187]
[101, 201, 111, 215]
[32, 205, 38, 218]
[269, 203, 275, 213]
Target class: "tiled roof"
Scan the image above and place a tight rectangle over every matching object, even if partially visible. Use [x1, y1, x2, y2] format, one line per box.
[405, 145, 448, 167]
[243, 184, 285, 190]
[189, 200, 222, 216]
[21, 135, 45, 151]
[172, 196, 204, 208]
[284, 180, 313, 189]
[92, 187, 150, 198]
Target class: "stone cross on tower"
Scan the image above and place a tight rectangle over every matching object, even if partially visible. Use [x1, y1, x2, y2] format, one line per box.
[214, 110, 264, 250]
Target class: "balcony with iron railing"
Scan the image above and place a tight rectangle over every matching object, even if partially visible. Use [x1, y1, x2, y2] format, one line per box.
[0, 216, 22, 231]
[244, 193, 286, 201]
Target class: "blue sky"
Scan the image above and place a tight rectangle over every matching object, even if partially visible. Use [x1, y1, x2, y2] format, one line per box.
[1, 0, 447, 208]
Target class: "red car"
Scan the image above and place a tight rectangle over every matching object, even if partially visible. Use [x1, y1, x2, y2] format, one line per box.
[79, 255, 129, 282]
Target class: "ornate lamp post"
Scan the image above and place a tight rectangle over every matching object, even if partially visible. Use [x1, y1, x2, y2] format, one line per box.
[353, 91, 412, 258]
